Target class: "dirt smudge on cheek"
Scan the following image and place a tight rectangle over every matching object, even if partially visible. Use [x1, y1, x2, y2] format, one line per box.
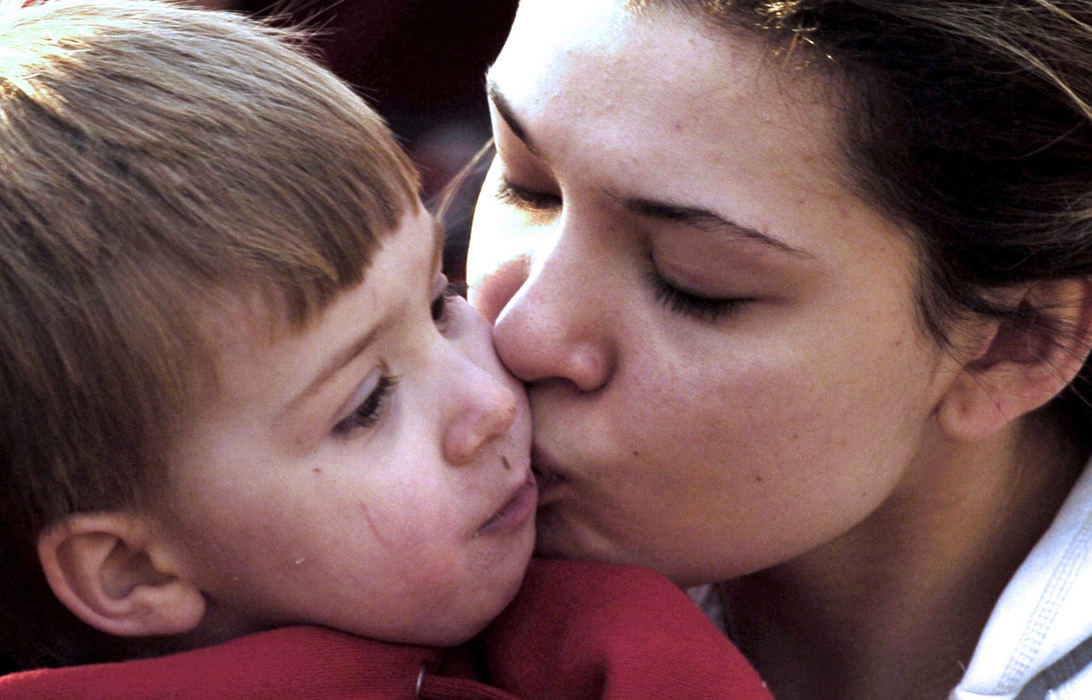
[355, 500, 428, 580]
[359, 501, 395, 552]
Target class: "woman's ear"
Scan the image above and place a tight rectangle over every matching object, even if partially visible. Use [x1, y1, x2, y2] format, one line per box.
[37, 512, 206, 638]
[937, 278, 1092, 442]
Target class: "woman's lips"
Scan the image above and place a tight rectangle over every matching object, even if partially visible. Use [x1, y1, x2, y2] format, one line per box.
[479, 477, 538, 536]
[533, 470, 564, 488]
[531, 445, 567, 492]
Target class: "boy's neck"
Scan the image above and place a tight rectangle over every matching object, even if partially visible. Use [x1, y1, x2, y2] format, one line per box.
[726, 413, 1086, 700]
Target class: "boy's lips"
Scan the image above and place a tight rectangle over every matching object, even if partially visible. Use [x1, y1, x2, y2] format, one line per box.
[478, 475, 537, 536]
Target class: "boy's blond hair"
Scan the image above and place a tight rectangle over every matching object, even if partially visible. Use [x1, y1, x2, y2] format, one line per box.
[0, 0, 418, 669]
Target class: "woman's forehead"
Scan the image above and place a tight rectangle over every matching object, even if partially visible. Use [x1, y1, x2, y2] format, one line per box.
[485, 0, 918, 287]
[494, 0, 832, 125]
[491, 2, 844, 200]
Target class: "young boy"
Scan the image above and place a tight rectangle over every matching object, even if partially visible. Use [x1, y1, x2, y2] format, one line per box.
[0, 2, 771, 697]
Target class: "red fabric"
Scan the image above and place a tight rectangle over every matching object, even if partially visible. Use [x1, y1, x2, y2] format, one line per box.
[0, 625, 505, 699]
[485, 559, 774, 699]
[0, 560, 771, 699]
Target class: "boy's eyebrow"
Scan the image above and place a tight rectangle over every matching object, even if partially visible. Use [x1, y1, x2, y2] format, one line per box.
[485, 78, 538, 156]
[284, 217, 444, 420]
[282, 319, 391, 419]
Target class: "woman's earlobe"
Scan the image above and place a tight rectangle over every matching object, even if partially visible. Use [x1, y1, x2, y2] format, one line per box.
[937, 278, 1092, 442]
[37, 512, 206, 638]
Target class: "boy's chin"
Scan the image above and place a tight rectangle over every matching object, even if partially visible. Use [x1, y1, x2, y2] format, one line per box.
[427, 552, 536, 647]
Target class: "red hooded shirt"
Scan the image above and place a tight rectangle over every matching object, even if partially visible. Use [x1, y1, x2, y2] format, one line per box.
[0, 560, 771, 699]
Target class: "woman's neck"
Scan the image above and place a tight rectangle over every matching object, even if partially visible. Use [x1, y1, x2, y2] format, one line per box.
[727, 413, 1086, 700]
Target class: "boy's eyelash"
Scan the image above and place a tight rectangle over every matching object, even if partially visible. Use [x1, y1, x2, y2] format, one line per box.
[333, 375, 398, 437]
[431, 284, 461, 326]
[333, 281, 457, 440]
[644, 268, 748, 324]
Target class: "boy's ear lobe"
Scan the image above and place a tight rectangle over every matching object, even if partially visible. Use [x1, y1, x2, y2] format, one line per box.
[937, 279, 1092, 442]
[37, 512, 206, 637]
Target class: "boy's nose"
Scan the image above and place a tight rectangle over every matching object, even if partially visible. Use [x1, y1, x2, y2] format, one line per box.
[442, 369, 520, 466]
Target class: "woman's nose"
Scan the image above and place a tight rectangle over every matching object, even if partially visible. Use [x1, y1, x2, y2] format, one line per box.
[489, 236, 616, 393]
[442, 361, 520, 466]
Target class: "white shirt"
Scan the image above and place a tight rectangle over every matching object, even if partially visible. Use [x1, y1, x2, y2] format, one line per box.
[951, 455, 1092, 700]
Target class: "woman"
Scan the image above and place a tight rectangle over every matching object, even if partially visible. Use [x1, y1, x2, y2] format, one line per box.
[465, 0, 1092, 698]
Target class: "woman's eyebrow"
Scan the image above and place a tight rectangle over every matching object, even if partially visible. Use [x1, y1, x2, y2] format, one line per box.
[486, 78, 539, 156]
[618, 195, 814, 258]
[485, 77, 808, 259]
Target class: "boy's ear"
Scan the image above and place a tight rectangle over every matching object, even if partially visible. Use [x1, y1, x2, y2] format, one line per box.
[37, 512, 206, 637]
[937, 279, 1092, 442]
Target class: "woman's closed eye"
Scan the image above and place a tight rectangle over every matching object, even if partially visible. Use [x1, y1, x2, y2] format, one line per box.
[495, 177, 561, 211]
[334, 375, 398, 437]
[645, 266, 750, 324]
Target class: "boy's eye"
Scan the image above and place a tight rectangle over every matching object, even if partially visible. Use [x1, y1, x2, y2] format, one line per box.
[430, 284, 460, 327]
[333, 375, 398, 437]
[430, 291, 448, 323]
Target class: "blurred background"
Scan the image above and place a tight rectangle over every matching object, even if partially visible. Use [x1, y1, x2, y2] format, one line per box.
[194, 0, 521, 285]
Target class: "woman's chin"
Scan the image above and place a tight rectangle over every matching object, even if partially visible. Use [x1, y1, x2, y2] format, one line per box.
[533, 505, 597, 561]
[533, 507, 628, 566]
